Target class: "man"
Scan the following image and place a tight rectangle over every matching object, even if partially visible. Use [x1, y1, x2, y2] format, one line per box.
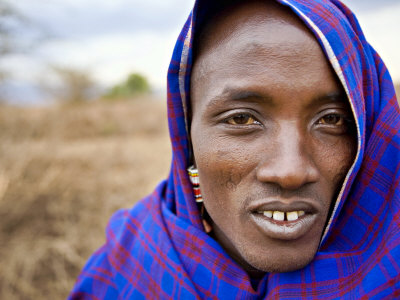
[70, 0, 400, 298]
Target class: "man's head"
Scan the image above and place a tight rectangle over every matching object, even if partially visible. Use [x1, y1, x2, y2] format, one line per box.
[190, 0, 356, 276]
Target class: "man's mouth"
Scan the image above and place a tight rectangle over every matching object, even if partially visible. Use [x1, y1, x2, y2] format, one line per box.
[248, 200, 320, 240]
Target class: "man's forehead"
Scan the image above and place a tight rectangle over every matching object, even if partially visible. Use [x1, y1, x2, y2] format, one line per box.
[192, 2, 322, 85]
[193, 0, 313, 62]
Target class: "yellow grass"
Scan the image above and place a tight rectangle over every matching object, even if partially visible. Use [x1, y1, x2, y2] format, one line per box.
[0, 98, 171, 299]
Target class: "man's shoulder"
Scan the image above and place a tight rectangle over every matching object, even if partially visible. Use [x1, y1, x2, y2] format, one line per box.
[105, 195, 161, 247]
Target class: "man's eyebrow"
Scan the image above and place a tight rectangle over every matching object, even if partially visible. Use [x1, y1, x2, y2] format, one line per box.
[312, 91, 347, 105]
[206, 88, 274, 109]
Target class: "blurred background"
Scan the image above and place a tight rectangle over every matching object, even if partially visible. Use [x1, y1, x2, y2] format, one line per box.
[0, 0, 399, 298]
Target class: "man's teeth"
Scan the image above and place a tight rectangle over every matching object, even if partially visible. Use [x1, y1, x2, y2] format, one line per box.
[262, 210, 305, 221]
[286, 211, 298, 221]
[263, 211, 273, 218]
[273, 211, 284, 221]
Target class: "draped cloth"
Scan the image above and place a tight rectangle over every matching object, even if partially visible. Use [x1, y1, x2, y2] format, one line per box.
[69, 0, 400, 298]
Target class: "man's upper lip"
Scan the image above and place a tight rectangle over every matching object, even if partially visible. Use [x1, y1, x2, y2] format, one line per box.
[247, 199, 319, 214]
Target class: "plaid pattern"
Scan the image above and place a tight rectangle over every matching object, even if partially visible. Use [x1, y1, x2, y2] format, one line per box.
[69, 0, 400, 298]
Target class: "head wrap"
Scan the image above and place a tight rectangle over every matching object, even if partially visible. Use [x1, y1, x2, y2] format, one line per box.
[69, 0, 400, 298]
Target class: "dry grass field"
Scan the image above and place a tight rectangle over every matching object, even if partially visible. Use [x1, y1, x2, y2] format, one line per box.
[0, 98, 171, 299]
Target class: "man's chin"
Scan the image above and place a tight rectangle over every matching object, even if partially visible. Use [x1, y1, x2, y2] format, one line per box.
[243, 248, 318, 274]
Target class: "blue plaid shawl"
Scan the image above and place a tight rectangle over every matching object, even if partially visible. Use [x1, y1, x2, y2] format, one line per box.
[69, 0, 400, 298]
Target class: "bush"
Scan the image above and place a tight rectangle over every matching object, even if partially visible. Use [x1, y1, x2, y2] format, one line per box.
[105, 73, 150, 99]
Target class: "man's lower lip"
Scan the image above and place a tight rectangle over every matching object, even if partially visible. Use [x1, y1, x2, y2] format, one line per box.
[250, 213, 318, 240]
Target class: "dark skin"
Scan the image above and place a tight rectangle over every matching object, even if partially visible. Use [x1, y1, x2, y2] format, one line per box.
[190, 1, 357, 277]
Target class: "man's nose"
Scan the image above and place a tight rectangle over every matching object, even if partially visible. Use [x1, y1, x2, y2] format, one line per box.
[256, 124, 319, 190]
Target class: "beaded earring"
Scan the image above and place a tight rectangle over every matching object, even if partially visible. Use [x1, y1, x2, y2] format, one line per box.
[187, 165, 203, 203]
[187, 165, 212, 233]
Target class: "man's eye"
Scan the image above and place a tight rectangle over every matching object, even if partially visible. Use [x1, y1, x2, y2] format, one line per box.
[226, 114, 258, 125]
[318, 114, 345, 126]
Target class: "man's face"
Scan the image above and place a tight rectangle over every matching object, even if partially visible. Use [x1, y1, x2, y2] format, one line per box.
[190, 2, 356, 275]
